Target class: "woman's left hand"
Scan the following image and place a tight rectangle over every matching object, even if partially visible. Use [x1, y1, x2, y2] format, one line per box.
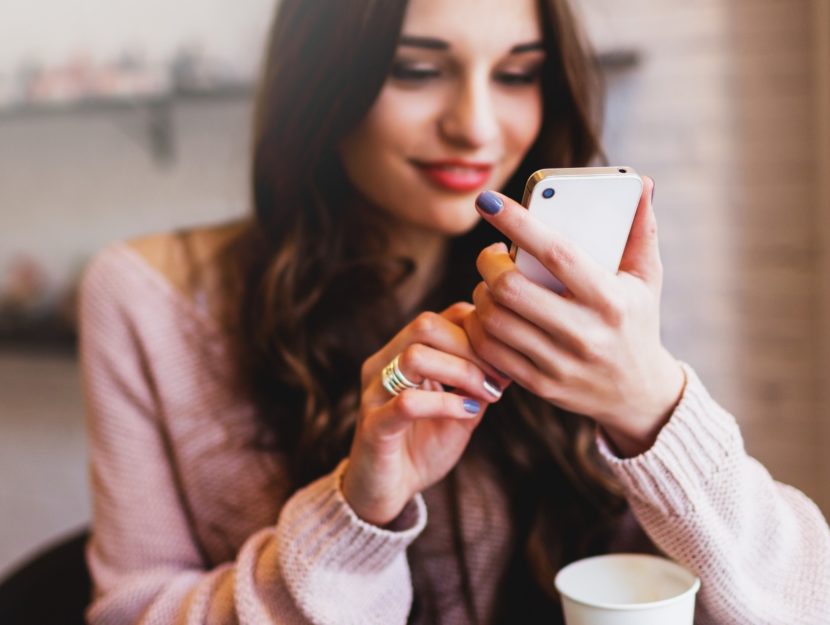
[464, 177, 686, 457]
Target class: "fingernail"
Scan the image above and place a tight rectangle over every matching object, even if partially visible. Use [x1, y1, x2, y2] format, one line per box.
[476, 191, 503, 215]
[463, 398, 481, 414]
[651, 180, 656, 203]
[483, 377, 503, 399]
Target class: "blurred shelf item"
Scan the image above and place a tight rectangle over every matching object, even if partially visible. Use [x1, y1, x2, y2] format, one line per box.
[596, 49, 641, 71]
[0, 254, 80, 355]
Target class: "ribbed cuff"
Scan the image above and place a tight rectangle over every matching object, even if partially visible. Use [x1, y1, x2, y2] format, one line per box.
[275, 459, 427, 574]
[596, 361, 744, 517]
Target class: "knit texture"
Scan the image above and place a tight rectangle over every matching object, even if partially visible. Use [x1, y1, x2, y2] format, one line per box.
[79, 241, 830, 625]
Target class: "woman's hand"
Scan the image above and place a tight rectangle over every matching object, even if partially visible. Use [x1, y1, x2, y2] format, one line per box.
[464, 178, 685, 457]
[342, 303, 509, 527]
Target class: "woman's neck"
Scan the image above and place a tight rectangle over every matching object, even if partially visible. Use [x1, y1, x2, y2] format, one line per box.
[389, 221, 450, 317]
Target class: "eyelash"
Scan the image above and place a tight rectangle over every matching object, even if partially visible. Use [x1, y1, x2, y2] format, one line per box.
[389, 64, 540, 86]
[496, 71, 540, 86]
[390, 65, 441, 81]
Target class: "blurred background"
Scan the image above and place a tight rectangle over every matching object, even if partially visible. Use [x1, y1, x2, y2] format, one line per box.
[1, 0, 828, 577]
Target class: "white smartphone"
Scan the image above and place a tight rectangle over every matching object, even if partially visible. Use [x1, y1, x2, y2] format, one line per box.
[510, 166, 643, 293]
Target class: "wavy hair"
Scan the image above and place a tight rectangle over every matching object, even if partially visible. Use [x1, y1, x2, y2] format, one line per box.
[209, 0, 628, 622]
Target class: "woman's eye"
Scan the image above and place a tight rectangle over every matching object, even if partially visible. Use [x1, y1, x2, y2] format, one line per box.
[390, 63, 441, 82]
[495, 71, 540, 86]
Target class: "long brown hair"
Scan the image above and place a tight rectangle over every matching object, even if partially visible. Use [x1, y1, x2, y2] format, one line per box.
[211, 0, 627, 622]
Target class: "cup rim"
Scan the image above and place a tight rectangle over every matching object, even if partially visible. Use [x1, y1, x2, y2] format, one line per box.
[554, 553, 701, 612]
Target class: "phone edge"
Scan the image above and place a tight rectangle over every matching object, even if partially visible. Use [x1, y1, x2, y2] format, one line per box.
[508, 166, 640, 262]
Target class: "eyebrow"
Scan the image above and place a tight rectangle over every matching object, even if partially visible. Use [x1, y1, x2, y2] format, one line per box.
[398, 35, 544, 54]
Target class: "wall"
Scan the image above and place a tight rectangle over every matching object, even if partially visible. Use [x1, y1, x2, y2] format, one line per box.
[0, 353, 88, 575]
[0, 99, 253, 287]
[814, 0, 830, 515]
[583, 0, 826, 511]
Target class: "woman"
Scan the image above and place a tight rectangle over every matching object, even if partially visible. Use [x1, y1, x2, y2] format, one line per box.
[78, 0, 830, 623]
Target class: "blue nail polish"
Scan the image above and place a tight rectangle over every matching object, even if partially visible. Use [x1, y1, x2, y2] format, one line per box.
[463, 398, 481, 414]
[476, 191, 503, 215]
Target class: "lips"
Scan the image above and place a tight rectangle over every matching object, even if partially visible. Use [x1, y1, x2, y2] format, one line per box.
[411, 159, 494, 193]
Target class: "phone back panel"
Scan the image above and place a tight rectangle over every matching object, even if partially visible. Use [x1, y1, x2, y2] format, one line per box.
[513, 167, 643, 293]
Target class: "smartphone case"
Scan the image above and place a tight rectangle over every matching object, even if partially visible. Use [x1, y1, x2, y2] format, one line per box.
[512, 167, 643, 293]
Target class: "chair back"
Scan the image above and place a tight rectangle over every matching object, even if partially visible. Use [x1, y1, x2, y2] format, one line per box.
[0, 527, 91, 625]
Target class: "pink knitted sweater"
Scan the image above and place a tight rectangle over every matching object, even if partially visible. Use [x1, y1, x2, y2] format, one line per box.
[79, 240, 830, 625]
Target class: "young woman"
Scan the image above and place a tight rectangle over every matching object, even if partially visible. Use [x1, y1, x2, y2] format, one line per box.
[78, 0, 830, 623]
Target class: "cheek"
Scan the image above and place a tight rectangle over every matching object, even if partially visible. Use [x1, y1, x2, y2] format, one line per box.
[370, 93, 442, 173]
[340, 88, 437, 181]
[486, 91, 542, 191]
[500, 92, 543, 157]
[375, 87, 442, 131]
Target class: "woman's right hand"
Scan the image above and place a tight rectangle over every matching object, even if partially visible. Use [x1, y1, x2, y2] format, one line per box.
[341, 302, 510, 527]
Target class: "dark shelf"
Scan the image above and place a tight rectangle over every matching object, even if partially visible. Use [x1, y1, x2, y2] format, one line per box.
[0, 83, 252, 122]
[0, 83, 253, 164]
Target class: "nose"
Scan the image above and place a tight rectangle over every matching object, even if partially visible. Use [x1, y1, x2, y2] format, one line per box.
[438, 71, 500, 149]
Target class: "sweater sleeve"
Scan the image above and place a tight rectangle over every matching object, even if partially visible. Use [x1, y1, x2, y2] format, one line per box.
[596, 362, 830, 625]
[79, 244, 427, 625]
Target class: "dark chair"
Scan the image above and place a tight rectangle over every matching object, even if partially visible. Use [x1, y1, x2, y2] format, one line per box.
[0, 526, 91, 625]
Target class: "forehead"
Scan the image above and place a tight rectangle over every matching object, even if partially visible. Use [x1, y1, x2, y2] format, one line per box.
[400, 0, 543, 56]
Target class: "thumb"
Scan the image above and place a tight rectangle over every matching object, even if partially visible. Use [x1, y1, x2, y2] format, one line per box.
[440, 301, 474, 327]
[618, 176, 662, 286]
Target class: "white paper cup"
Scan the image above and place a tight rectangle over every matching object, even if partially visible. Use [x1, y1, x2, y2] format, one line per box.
[554, 554, 700, 625]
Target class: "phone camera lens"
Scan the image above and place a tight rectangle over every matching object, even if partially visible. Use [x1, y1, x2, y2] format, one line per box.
[542, 188, 555, 199]
[618, 168, 626, 173]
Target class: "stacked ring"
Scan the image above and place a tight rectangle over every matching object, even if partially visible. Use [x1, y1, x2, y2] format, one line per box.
[381, 354, 421, 396]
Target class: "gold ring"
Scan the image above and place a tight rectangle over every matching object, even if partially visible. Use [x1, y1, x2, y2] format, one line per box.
[381, 354, 420, 396]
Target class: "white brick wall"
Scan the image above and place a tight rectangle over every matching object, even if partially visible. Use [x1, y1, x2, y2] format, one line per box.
[585, 0, 826, 512]
[814, 0, 830, 514]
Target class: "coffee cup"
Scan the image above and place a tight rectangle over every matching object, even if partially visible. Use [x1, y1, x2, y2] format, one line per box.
[554, 553, 700, 625]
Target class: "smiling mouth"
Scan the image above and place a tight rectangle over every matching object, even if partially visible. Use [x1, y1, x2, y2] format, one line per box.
[411, 159, 494, 193]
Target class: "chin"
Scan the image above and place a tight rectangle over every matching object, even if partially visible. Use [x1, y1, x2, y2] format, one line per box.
[428, 210, 482, 237]
[387, 182, 489, 236]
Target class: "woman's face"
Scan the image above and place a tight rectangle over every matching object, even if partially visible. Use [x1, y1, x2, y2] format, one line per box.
[339, 0, 545, 237]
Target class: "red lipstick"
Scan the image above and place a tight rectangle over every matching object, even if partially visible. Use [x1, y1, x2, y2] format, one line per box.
[412, 159, 493, 193]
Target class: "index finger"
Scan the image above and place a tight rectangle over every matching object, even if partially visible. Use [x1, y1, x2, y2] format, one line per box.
[378, 310, 509, 388]
[475, 189, 613, 305]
